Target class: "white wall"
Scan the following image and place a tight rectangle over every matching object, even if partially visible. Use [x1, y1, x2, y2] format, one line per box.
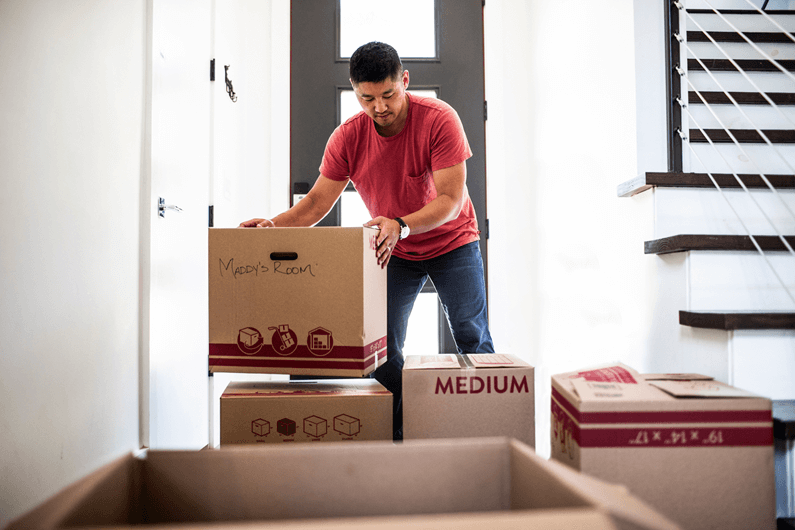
[484, 0, 655, 456]
[0, 0, 144, 522]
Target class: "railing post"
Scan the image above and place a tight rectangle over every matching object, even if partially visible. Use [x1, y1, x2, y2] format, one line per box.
[665, 0, 683, 172]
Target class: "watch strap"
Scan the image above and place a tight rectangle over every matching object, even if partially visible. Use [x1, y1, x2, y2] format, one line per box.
[394, 217, 409, 239]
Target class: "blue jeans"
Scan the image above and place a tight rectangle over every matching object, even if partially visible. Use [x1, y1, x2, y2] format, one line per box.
[371, 241, 495, 440]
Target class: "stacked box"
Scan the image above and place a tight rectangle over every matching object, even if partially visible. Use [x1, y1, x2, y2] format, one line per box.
[403, 354, 535, 447]
[221, 379, 392, 444]
[551, 363, 775, 530]
[209, 227, 387, 377]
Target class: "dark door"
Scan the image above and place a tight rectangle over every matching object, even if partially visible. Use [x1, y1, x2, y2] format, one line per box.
[291, 0, 487, 353]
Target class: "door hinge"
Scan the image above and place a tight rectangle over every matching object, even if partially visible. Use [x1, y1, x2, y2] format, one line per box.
[210, 58, 215, 81]
[484, 101, 488, 121]
[485, 218, 489, 239]
[209, 205, 214, 227]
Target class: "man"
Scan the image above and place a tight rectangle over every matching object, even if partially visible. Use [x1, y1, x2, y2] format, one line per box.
[240, 42, 494, 439]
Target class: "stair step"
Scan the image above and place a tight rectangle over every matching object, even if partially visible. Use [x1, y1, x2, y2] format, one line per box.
[679, 310, 795, 329]
[690, 128, 795, 143]
[645, 234, 795, 254]
[686, 9, 795, 15]
[689, 91, 795, 105]
[617, 172, 795, 197]
[688, 30, 795, 43]
[688, 58, 795, 72]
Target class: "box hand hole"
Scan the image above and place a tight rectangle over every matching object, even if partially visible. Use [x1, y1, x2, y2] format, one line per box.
[270, 252, 298, 261]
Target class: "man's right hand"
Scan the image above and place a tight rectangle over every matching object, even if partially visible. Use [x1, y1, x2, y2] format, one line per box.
[238, 218, 275, 228]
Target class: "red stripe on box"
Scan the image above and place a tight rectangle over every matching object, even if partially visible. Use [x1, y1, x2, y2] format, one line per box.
[210, 337, 386, 361]
[209, 355, 377, 371]
[551, 386, 771, 425]
[552, 397, 772, 447]
[579, 426, 773, 448]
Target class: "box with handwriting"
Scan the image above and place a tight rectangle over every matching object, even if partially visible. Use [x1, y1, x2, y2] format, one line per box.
[209, 228, 386, 377]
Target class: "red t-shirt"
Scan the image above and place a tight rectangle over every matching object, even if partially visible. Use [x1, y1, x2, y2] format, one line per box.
[319, 94, 480, 260]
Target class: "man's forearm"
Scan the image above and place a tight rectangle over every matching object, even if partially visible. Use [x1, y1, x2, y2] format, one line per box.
[271, 193, 326, 227]
[401, 190, 465, 235]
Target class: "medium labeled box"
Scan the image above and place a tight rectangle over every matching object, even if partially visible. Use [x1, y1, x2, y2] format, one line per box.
[7, 438, 680, 530]
[221, 379, 392, 444]
[209, 227, 387, 377]
[403, 354, 535, 447]
[276, 417, 296, 437]
[551, 363, 775, 530]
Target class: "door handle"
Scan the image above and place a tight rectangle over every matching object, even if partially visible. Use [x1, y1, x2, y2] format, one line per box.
[158, 197, 183, 218]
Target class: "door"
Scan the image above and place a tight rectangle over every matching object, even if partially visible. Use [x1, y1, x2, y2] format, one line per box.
[290, 0, 488, 353]
[143, 0, 211, 449]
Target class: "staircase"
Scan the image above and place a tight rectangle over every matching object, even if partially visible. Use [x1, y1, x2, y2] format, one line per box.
[618, 0, 795, 414]
[621, 1, 795, 518]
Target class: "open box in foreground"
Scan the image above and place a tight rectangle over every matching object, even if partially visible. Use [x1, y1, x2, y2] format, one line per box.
[8, 438, 680, 530]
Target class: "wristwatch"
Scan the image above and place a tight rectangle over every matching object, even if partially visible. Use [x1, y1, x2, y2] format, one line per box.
[394, 217, 410, 240]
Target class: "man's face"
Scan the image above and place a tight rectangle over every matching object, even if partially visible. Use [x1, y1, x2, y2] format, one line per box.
[351, 70, 410, 135]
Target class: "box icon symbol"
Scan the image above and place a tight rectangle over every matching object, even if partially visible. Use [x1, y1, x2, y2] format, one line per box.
[277, 417, 296, 436]
[269, 324, 297, 356]
[251, 418, 270, 437]
[304, 416, 328, 438]
[237, 327, 264, 355]
[307, 327, 333, 357]
[334, 414, 361, 436]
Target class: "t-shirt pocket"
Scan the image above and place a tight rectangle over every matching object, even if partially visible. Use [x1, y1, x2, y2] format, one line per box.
[402, 169, 437, 212]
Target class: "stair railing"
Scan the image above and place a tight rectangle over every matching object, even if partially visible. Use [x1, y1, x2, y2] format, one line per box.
[669, 0, 795, 306]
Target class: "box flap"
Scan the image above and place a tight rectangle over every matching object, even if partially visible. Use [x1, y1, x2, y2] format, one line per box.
[403, 354, 463, 370]
[574, 364, 641, 384]
[649, 379, 761, 399]
[642, 373, 714, 381]
[467, 354, 528, 368]
[571, 379, 663, 403]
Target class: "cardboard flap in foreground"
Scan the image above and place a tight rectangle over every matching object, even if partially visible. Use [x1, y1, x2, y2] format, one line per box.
[520, 443, 680, 530]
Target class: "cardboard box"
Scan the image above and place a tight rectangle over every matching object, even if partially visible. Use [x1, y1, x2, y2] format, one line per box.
[7, 438, 681, 530]
[403, 354, 535, 447]
[209, 227, 387, 377]
[551, 363, 775, 530]
[220, 379, 392, 444]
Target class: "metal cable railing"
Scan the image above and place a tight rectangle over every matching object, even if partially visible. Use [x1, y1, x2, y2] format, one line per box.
[675, 29, 795, 234]
[671, 0, 795, 306]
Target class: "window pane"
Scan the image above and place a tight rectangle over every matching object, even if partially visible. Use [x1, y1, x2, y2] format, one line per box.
[403, 293, 440, 355]
[339, 0, 436, 59]
[340, 89, 438, 125]
[340, 190, 370, 226]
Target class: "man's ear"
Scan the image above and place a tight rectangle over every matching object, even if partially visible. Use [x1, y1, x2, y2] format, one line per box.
[402, 70, 410, 89]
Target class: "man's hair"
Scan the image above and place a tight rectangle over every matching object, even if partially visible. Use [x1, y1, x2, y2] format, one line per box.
[349, 42, 403, 85]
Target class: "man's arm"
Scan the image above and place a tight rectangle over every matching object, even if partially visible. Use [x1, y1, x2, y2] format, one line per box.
[366, 160, 467, 267]
[239, 175, 349, 228]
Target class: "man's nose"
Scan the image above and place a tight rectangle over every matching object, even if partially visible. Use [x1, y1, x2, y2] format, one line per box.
[374, 99, 387, 112]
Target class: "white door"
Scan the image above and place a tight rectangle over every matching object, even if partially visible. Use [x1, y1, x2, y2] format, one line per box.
[143, 0, 212, 449]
